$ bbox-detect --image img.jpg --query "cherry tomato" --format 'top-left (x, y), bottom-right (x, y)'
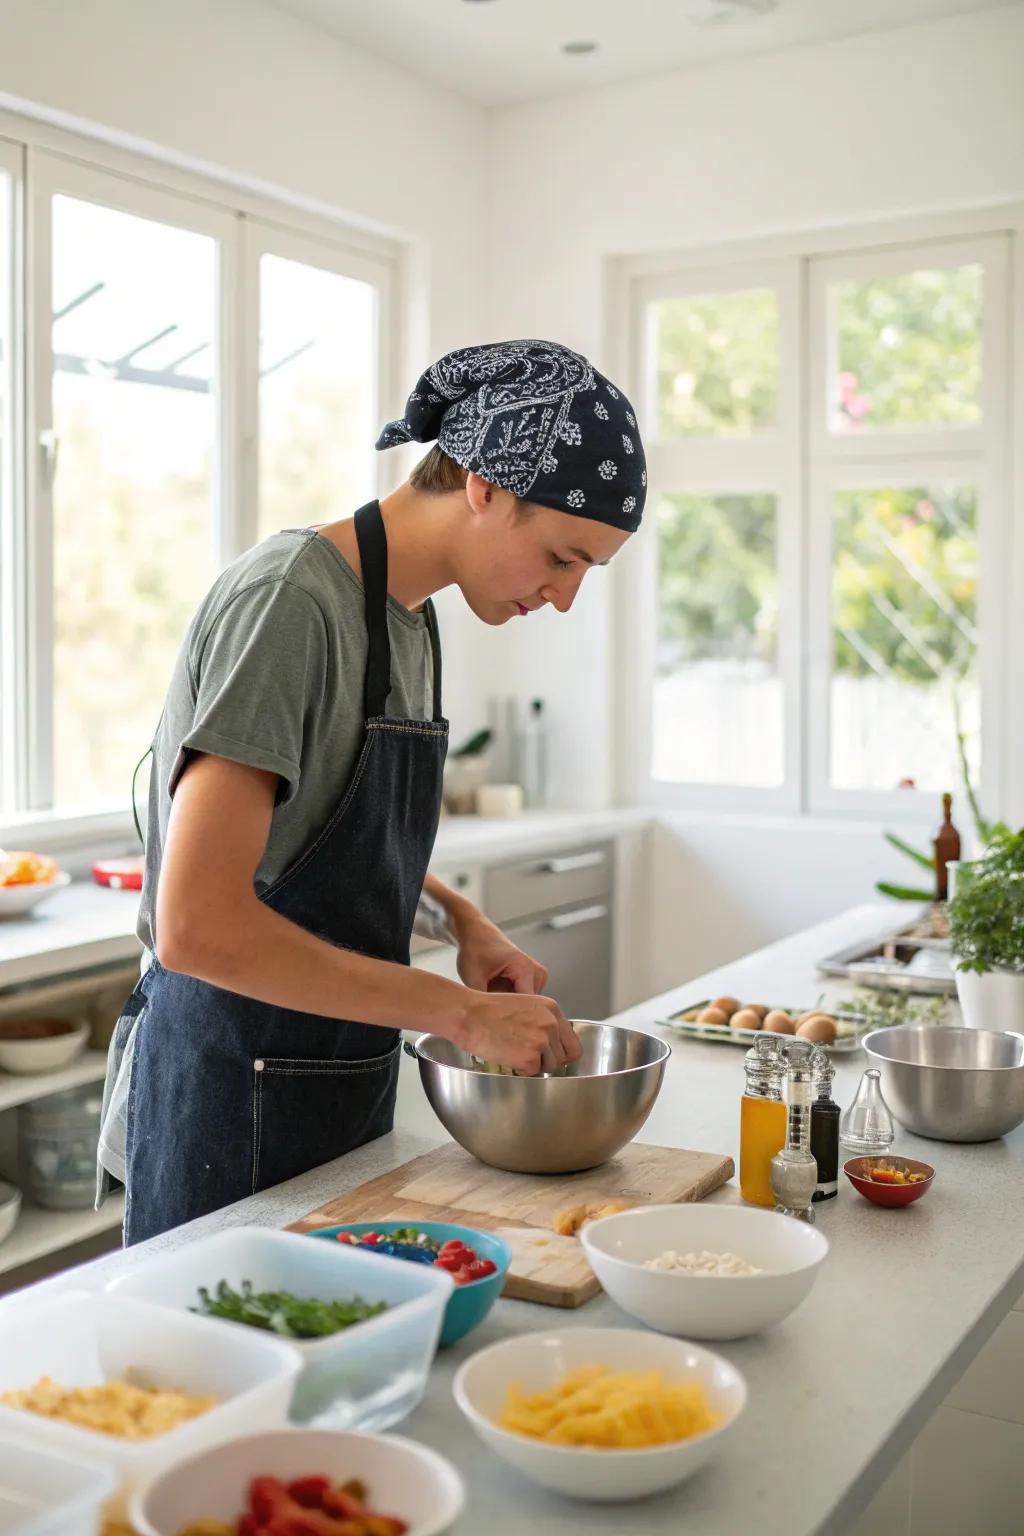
top-left (335, 1231), bottom-right (356, 1244)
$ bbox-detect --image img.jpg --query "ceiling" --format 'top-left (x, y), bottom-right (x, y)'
top-left (265, 0), bottom-right (1017, 106)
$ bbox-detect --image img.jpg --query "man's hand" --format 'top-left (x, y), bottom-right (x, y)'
top-left (454, 910), bottom-right (548, 995)
top-left (460, 989), bottom-right (580, 1075)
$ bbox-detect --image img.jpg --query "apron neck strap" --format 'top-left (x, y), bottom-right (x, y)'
top-left (354, 501), bottom-right (391, 718)
top-left (353, 500), bottom-right (445, 723)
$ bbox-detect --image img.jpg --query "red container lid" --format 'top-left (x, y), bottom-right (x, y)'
top-left (92, 856), bottom-right (144, 891)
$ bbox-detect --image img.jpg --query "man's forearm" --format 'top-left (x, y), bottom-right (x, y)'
top-left (158, 891), bottom-right (472, 1043)
top-left (421, 871), bottom-right (492, 945)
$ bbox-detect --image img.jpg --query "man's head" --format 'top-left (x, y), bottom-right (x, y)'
top-left (408, 448), bottom-right (629, 623)
top-left (377, 340), bottom-right (646, 623)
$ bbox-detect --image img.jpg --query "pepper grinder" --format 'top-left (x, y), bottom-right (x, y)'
top-left (771, 1044), bottom-right (818, 1222)
top-left (810, 1045), bottom-right (841, 1203)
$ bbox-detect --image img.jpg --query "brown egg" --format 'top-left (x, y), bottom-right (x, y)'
top-left (746, 1004), bottom-right (770, 1021)
top-left (711, 996), bottom-right (741, 1016)
top-left (730, 1007), bottom-right (763, 1031)
top-left (697, 1006), bottom-right (730, 1026)
top-left (796, 1013), bottom-right (838, 1043)
top-left (763, 1010), bottom-right (796, 1034)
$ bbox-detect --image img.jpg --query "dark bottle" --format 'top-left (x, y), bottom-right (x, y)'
top-left (933, 791), bottom-right (961, 902)
top-left (810, 1046), bottom-right (840, 1203)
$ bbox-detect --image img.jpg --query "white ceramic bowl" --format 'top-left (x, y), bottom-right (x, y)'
top-left (0, 1290), bottom-right (300, 1499)
top-left (106, 1226), bottom-right (452, 1429)
top-left (0, 871), bottom-right (71, 918)
top-left (453, 1326), bottom-right (746, 1502)
top-left (581, 1204), bottom-right (828, 1340)
top-left (0, 1018), bottom-right (89, 1075)
top-left (132, 1427), bottom-right (465, 1536)
top-left (0, 1435), bottom-right (116, 1536)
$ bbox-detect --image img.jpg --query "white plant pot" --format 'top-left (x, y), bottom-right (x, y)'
top-left (955, 965), bottom-right (1024, 1033)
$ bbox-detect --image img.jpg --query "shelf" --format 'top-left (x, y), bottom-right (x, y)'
top-left (0, 1193), bottom-right (124, 1277)
top-left (0, 1051), bottom-right (109, 1114)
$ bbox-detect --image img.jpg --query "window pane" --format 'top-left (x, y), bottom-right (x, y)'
top-left (830, 485), bottom-right (979, 792)
top-left (651, 289), bottom-right (778, 438)
top-left (654, 493), bottom-right (782, 786)
top-left (51, 195), bottom-right (217, 811)
top-left (831, 265), bottom-right (982, 433)
top-left (258, 254), bottom-right (376, 541)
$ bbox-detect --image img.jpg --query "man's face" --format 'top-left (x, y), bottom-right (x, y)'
top-left (454, 476), bottom-right (631, 626)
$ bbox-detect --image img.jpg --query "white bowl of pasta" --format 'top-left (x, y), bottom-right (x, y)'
top-left (452, 1327), bottom-right (745, 1502)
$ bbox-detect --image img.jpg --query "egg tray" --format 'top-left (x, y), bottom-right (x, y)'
top-left (660, 1001), bottom-right (870, 1054)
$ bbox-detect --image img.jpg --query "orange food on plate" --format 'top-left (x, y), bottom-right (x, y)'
top-left (0, 851), bottom-right (59, 887)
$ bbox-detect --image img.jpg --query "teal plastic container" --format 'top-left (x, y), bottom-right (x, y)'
top-left (307, 1220), bottom-right (511, 1347)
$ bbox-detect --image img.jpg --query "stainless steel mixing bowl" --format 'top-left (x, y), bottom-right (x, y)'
top-left (405, 1021), bottom-right (670, 1173)
top-left (862, 1025), bottom-right (1024, 1142)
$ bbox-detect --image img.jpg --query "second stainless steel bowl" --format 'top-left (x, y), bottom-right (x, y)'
top-left (407, 1021), bottom-right (670, 1173)
top-left (862, 1024), bottom-right (1024, 1142)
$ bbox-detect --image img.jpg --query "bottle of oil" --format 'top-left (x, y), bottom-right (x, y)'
top-left (739, 1035), bottom-right (787, 1207)
top-left (933, 791), bottom-right (961, 902)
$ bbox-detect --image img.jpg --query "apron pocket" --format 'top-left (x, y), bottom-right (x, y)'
top-left (251, 1041), bottom-right (400, 1196)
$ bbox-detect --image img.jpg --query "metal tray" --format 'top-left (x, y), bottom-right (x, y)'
top-left (660, 1000), bottom-right (871, 1054)
top-left (817, 930), bottom-right (956, 996)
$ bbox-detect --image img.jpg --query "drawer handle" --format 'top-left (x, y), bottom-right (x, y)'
top-left (540, 852), bottom-right (606, 875)
top-left (544, 904), bottom-right (608, 931)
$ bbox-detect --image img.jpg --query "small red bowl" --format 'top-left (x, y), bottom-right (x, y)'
top-left (844, 1155), bottom-right (935, 1207)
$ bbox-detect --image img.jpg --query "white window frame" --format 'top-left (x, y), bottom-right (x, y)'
top-left (0, 137), bottom-right (25, 823)
top-left (612, 207), bottom-right (1020, 828)
top-left (0, 109), bottom-right (403, 854)
top-left (617, 258), bottom-right (803, 815)
top-left (239, 215), bottom-right (398, 552)
top-left (806, 234), bottom-right (1010, 820)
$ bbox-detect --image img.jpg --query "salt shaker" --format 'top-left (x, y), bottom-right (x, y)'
top-left (771, 1044), bottom-right (818, 1222)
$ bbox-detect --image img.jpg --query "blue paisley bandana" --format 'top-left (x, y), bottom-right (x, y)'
top-left (376, 339), bottom-right (646, 532)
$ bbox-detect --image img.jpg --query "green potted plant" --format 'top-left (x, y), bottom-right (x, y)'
top-left (948, 828), bottom-right (1024, 1032)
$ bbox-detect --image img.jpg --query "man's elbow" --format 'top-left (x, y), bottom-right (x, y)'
top-left (154, 903), bottom-right (238, 979)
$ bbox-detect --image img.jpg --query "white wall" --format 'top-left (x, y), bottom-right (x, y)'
top-left (0, 0), bottom-right (490, 742)
top-left (476, 4), bottom-right (1024, 966)
top-left (480, 3), bottom-right (1024, 810)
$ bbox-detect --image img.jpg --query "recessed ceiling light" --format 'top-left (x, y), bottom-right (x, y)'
top-left (562, 39), bottom-right (598, 56)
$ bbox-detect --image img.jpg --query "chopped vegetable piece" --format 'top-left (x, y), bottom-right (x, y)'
top-left (192, 1280), bottom-right (386, 1339)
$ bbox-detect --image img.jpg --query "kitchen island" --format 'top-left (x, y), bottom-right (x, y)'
top-left (3, 904), bottom-right (1023, 1536)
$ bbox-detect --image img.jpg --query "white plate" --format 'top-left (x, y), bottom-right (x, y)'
top-left (453, 1326), bottom-right (746, 1502)
top-left (133, 1427), bottom-right (465, 1536)
top-left (581, 1203), bottom-right (828, 1340)
top-left (0, 872), bottom-right (71, 919)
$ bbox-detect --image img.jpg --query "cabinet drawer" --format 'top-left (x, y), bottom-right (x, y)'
top-left (503, 903), bottom-right (612, 1021)
top-left (485, 842), bottom-right (612, 926)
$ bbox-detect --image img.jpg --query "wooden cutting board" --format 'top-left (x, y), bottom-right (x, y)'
top-left (288, 1142), bottom-right (734, 1307)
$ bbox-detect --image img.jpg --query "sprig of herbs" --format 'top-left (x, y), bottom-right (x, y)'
top-left (193, 1280), bottom-right (386, 1339)
top-left (846, 990), bottom-right (954, 1031)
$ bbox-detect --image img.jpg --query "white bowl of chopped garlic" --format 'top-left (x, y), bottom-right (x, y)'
top-left (453, 1326), bottom-right (746, 1501)
top-left (581, 1203), bottom-right (829, 1341)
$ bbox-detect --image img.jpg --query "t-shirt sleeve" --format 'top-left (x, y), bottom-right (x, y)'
top-left (169, 578), bottom-right (329, 805)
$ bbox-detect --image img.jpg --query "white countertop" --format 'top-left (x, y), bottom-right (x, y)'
top-left (0, 808), bottom-right (648, 988)
top-left (4, 903), bottom-right (1022, 1533)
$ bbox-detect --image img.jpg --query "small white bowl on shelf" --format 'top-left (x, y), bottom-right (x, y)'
top-left (0, 871), bottom-right (71, 919)
top-left (0, 1290), bottom-right (300, 1501)
top-left (0, 1434), bottom-right (116, 1536)
top-left (132, 1427), bottom-right (465, 1536)
top-left (105, 1226), bottom-right (452, 1430)
top-left (453, 1326), bottom-right (746, 1503)
top-left (580, 1203), bottom-right (828, 1341)
top-left (0, 1017), bottom-right (89, 1075)
top-left (0, 1179), bottom-right (21, 1245)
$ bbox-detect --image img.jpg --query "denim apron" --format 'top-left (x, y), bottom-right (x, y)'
top-left (109, 502), bottom-right (448, 1246)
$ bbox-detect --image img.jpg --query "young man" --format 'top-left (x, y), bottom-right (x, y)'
top-left (97, 338), bottom-right (647, 1244)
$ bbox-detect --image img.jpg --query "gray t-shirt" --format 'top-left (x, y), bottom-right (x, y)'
top-left (137, 529), bottom-right (436, 955)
